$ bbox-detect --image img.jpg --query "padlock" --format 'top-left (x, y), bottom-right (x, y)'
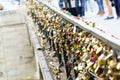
top-left (96, 67), bottom-right (104, 77)
top-left (78, 62), bottom-right (86, 71)
top-left (85, 37), bottom-right (91, 44)
top-left (108, 59), bottom-right (117, 69)
top-left (91, 37), bottom-right (99, 45)
top-left (56, 75), bottom-right (61, 80)
top-left (74, 65), bottom-right (78, 71)
top-left (53, 68), bottom-right (60, 75)
top-left (96, 46), bottom-right (103, 54)
top-left (91, 56), bottom-right (97, 63)
top-left (86, 60), bottom-right (94, 69)
top-left (82, 71), bottom-right (91, 80)
top-left (49, 61), bottom-right (55, 69)
top-left (109, 75), bottom-right (117, 80)
top-left (98, 51), bottom-right (107, 64)
top-left (88, 21), bottom-right (95, 27)
top-left (104, 52), bottom-right (113, 61)
top-left (82, 51), bottom-right (90, 62)
top-left (90, 47), bottom-right (96, 54)
top-left (116, 62), bottom-right (120, 70)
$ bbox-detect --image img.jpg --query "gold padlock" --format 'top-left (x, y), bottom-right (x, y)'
top-left (116, 62), bottom-right (120, 70)
top-left (108, 60), bottom-right (117, 69)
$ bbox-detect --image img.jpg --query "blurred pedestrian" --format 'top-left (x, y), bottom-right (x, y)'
top-left (67, 0), bottom-right (72, 8)
top-left (75, 0), bottom-right (86, 17)
top-left (104, 0), bottom-right (114, 20)
top-left (85, 0), bottom-right (93, 12)
top-left (0, 3), bottom-right (3, 10)
top-left (96, 0), bottom-right (105, 16)
top-left (114, 0), bottom-right (120, 19)
top-left (64, 0), bottom-right (72, 8)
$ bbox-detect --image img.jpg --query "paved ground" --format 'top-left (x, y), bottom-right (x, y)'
top-left (0, 0), bottom-right (19, 10)
top-left (0, 24), bottom-right (38, 80)
top-left (0, 1), bottom-right (39, 80)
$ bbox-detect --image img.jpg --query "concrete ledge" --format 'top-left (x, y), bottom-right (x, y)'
top-left (26, 17), bottom-right (54, 80)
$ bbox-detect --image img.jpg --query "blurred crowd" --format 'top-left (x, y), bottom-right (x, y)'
top-left (58, 0), bottom-right (120, 20)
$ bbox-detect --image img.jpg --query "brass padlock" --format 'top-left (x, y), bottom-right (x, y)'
top-left (116, 62), bottom-right (120, 70)
top-left (86, 60), bottom-right (94, 69)
top-left (108, 60), bottom-right (117, 69)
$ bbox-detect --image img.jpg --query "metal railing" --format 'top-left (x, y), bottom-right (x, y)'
top-left (36, 0), bottom-right (120, 51)
top-left (27, 0), bottom-right (120, 80)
